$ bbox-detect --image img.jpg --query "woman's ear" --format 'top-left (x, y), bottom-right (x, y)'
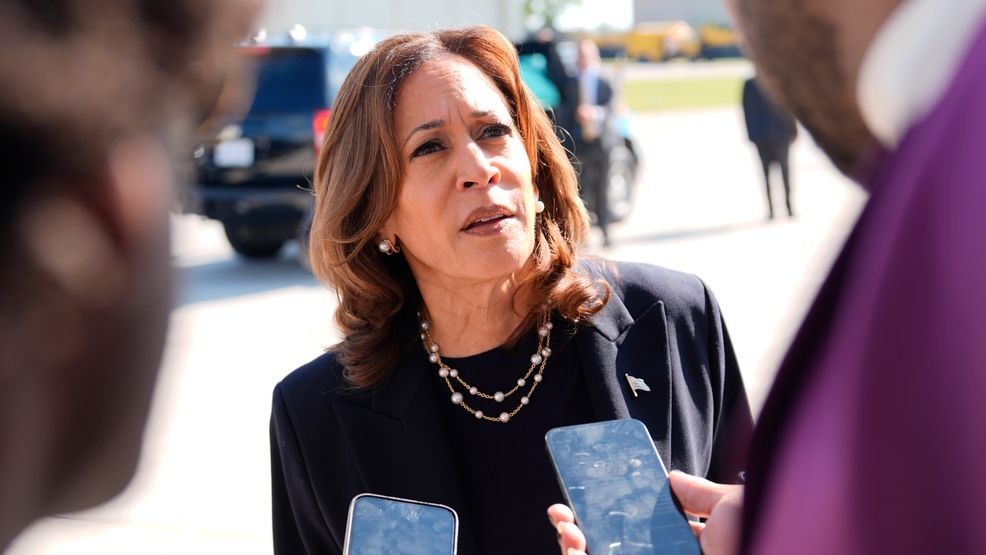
top-left (379, 211), bottom-right (400, 244)
top-left (15, 136), bottom-right (173, 311)
top-left (16, 194), bottom-right (126, 312)
top-left (104, 136), bottom-right (175, 251)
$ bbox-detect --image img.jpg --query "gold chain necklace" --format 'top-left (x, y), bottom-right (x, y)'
top-left (419, 313), bottom-right (553, 423)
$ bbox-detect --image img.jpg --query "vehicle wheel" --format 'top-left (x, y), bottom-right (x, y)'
top-left (296, 220), bottom-right (313, 272)
top-left (223, 223), bottom-right (285, 258)
top-left (607, 143), bottom-right (638, 223)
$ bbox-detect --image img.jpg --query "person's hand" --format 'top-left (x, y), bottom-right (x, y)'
top-left (576, 103), bottom-right (603, 125)
top-left (547, 473), bottom-right (743, 555)
top-left (669, 470), bottom-right (744, 555)
top-left (547, 503), bottom-right (586, 555)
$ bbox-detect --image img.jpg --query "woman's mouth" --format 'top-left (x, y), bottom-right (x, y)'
top-left (464, 214), bottom-right (511, 231)
top-left (460, 205), bottom-right (516, 235)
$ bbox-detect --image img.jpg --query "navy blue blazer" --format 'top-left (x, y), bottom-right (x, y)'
top-left (270, 261), bottom-right (753, 554)
top-left (742, 78), bottom-right (796, 145)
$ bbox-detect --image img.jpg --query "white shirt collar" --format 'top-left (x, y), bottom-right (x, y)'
top-left (857, 0), bottom-right (986, 149)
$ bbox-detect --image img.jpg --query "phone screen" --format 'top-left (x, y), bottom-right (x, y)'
top-left (545, 419), bottom-right (700, 555)
top-left (343, 494), bottom-right (458, 555)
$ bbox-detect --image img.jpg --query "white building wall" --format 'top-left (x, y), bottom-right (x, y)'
top-left (633, 0), bottom-right (731, 25)
top-left (260, 0), bottom-right (527, 41)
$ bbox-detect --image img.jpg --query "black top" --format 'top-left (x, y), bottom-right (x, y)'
top-left (433, 318), bottom-right (594, 554)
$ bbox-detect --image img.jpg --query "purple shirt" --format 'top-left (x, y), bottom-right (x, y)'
top-left (743, 15), bottom-right (986, 555)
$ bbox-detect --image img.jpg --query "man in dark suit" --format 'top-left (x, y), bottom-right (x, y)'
top-left (742, 77), bottom-right (797, 219)
top-left (574, 39), bottom-right (616, 247)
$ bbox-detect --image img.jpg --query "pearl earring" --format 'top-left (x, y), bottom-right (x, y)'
top-left (535, 200), bottom-right (545, 214)
top-left (378, 238), bottom-right (400, 255)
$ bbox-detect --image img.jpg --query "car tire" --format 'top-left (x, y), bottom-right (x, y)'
top-left (223, 222), bottom-right (285, 259)
top-left (296, 220), bottom-right (313, 272)
top-left (607, 141), bottom-right (638, 223)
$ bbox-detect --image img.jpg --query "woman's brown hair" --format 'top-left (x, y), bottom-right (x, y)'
top-left (310, 25), bottom-right (609, 389)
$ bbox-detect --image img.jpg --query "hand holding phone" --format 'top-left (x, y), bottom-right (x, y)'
top-left (546, 419), bottom-right (700, 555)
top-left (343, 493), bottom-right (458, 555)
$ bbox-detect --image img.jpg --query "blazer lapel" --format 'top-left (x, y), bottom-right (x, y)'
top-left (333, 348), bottom-right (482, 555)
top-left (577, 292), bottom-right (634, 420)
top-left (577, 292), bottom-right (675, 466)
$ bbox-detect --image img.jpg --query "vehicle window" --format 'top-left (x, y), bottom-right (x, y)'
top-left (326, 51), bottom-right (359, 103)
top-left (554, 41), bottom-right (579, 75)
top-left (327, 32), bottom-right (380, 104)
top-left (519, 52), bottom-right (562, 109)
top-left (246, 48), bottom-right (327, 113)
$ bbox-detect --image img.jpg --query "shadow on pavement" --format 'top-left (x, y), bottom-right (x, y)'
top-left (174, 254), bottom-right (320, 307)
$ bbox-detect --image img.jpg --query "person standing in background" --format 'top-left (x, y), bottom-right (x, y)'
top-left (574, 39), bottom-right (616, 247)
top-left (742, 77), bottom-right (797, 219)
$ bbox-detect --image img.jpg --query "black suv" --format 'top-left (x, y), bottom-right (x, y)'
top-left (191, 31), bottom-right (381, 258)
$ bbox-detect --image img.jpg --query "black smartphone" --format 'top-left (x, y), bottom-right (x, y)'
top-left (343, 493), bottom-right (458, 555)
top-left (545, 419), bottom-right (700, 555)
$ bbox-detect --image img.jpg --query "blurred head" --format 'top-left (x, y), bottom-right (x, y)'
top-left (577, 40), bottom-right (601, 72)
top-left (0, 0), bottom-right (254, 542)
top-left (534, 27), bottom-right (557, 44)
top-left (310, 26), bottom-right (606, 389)
top-left (725, 0), bottom-right (902, 173)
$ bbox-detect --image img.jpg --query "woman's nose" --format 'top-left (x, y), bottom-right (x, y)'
top-left (456, 143), bottom-right (501, 190)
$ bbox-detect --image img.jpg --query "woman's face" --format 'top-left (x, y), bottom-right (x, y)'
top-left (384, 54), bottom-right (538, 289)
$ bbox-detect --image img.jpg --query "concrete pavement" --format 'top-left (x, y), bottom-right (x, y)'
top-left (7, 106), bottom-right (865, 554)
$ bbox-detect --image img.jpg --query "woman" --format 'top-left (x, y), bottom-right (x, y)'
top-left (270, 26), bottom-right (752, 554)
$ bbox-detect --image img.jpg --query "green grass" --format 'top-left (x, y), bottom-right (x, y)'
top-left (624, 76), bottom-right (744, 112)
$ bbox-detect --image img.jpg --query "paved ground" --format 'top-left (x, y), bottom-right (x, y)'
top-left (7, 106), bottom-right (865, 554)
top-left (619, 58), bottom-right (754, 81)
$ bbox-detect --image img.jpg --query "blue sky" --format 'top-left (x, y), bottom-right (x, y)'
top-left (555, 0), bottom-right (634, 30)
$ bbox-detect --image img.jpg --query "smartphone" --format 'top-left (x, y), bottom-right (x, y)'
top-left (545, 419), bottom-right (700, 555)
top-left (343, 493), bottom-right (458, 555)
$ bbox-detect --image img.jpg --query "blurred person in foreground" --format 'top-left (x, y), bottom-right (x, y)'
top-left (269, 26), bottom-right (753, 555)
top-left (0, 0), bottom-right (252, 549)
top-left (741, 76), bottom-right (797, 220)
top-left (553, 0), bottom-right (986, 553)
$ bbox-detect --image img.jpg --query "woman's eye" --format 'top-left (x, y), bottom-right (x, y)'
top-left (482, 123), bottom-right (511, 138)
top-left (411, 140), bottom-right (443, 158)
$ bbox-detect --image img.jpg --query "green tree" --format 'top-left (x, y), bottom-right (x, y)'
top-left (523, 0), bottom-right (583, 30)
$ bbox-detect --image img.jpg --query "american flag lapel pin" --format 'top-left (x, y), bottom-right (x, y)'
top-left (625, 374), bottom-right (651, 398)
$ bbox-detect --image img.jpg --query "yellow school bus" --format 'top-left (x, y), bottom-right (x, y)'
top-left (697, 24), bottom-right (743, 58)
top-left (626, 21), bottom-right (700, 61)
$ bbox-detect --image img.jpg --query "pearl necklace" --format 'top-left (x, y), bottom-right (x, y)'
top-left (419, 314), bottom-right (553, 423)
